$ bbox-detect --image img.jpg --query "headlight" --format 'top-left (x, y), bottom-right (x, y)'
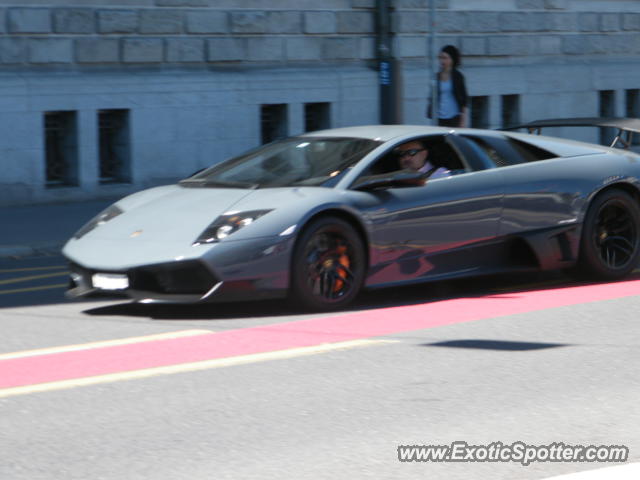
top-left (73, 205), bottom-right (123, 240)
top-left (193, 210), bottom-right (272, 245)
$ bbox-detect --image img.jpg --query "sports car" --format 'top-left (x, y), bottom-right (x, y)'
top-left (63, 123), bottom-right (640, 310)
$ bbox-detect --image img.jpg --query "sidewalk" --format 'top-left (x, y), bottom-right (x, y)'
top-left (0, 200), bottom-right (114, 259)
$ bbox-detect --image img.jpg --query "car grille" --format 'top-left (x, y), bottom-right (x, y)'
top-left (129, 261), bottom-right (218, 295)
top-left (68, 260), bottom-right (218, 296)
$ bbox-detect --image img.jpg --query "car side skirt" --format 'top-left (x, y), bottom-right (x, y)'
top-left (363, 224), bottom-right (582, 290)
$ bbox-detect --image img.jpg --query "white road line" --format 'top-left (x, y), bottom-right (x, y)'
top-left (0, 339), bottom-right (393, 399)
top-left (0, 329), bottom-right (214, 360)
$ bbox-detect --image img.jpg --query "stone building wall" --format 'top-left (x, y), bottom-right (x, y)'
top-left (1, 0), bottom-right (639, 205)
top-left (0, 1), bottom-right (638, 67)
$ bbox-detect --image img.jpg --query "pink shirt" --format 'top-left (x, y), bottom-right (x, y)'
top-left (419, 161), bottom-right (450, 179)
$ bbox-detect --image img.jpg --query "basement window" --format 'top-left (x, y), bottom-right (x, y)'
top-left (261, 104), bottom-right (288, 144)
top-left (99, 109), bottom-right (131, 184)
top-left (599, 90), bottom-right (615, 146)
top-left (304, 102), bottom-right (331, 132)
top-left (45, 111), bottom-right (78, 188)
top-left (470, 96), bottom-right (489, 129)
top-left (501, 94), bottom-right (520, 129)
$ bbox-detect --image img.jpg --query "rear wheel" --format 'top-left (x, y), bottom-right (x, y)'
top-left (577, 189), bottom-right (640, 280)
top-left (289, 216), bottom-right (366, 311)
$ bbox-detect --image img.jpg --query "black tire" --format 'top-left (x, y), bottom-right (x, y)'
top-left (289, 216), bottom-right (366, 311)
top-left (577, 189), bottom-right (640, 280)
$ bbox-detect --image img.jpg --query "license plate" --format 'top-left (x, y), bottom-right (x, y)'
top-left (92, 273), bottom-right (129, 290)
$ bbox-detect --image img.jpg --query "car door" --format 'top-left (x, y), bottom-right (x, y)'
top-left (460, 133), bottom-right (583, 234)
top-left (356, 134), bottom-right (505, 287)
top-left (456, 133), bottom-right (586, 270)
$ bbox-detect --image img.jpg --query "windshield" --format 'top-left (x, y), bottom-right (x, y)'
top-left (181, 137), bottom-right (382, 188)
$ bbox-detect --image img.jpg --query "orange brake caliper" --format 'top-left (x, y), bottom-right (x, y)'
top-left (333, 246), bottom-right (350, 292)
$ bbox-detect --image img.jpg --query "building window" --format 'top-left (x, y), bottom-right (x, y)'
top-left (470, 96), bottom-right (489, 129)
top-left (44, 111), bottom-right (78, 188)
top-left (501, 95), bottom-right (520, 129)
top-left (626, 89), bottom-right (639, 117)
top-left (626, 89), bottom-right (639, 145)
top-left (304, 102), bottom-right (331, 132)
top-left (99, 109), bottom-right (131, 184)
top-left (599, 90), bottom-right (615, 145)
top-left (261, 104), bottom-right (288, 144)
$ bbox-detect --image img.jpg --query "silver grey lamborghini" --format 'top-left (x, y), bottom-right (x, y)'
top-left (63, 122), bottom-right (640, 310)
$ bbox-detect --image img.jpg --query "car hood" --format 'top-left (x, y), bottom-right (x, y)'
top-left (77, 184), bottom-right (256, 243)
top-left (62, 184), bottom-right (345, 270)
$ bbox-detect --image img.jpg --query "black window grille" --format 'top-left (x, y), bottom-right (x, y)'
top-left (99, 109), bottom-right (131, 184)
top-left (501, 94), bottom-right (520, 129)
top-left (45, 111), bottom-right (78, 188)
top-left (304, 102), bottom-right (331, 132)
top-left (599, 90), bottom-right (615, 145)
top-left (470, 96), bottom-right (489, 129)
top-left (261, 104), bottom-right (288, 144)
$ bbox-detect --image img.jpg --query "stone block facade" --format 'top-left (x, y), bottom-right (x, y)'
top-left (0, 1), bottom-right (636, 67)
top-left (0, 0), bottom-right (639, 205)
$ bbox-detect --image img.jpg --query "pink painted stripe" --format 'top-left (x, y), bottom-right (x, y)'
top-left (1, 278), bottom-right (640, 389)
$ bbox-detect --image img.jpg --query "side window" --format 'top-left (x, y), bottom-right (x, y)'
top-left (463, 135), bottom-right (521, 168)
top-left (425, 137), bottom-right (467, 173)
top-left (461, 134), bottom-right (556, 167)
top-left (450, 136), bottom-right (496, 171)
top-left (364, 135), bottom-right (469, 176)
top-left (507, 137), bottom-right (556, 162)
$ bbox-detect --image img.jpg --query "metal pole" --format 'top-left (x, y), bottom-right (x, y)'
top-left (429, 0), bottom-right (438, 125)
top-left (376, 0), bottom-right (400, 124)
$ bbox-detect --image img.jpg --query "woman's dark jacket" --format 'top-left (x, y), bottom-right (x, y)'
top-left (426, 68), bottom-right (468, 118)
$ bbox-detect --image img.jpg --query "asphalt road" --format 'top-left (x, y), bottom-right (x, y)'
top-left (0, 256), bottom-right (70, 308)
top-left (1, 255), bottom-right (639, 480)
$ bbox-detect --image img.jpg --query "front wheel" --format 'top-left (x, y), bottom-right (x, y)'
top-left (289, 216), bottom-right (366, 311)
top-left (577, 189), bottom-right (640, 280)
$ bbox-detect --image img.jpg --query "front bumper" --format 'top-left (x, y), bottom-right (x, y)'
top-left (67, 259), bottom-right (223, 303)
top-left (65, 236), bottom-right (294, 304)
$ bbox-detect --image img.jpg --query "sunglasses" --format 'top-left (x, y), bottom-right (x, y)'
top-left (395, 148), bottom-right (425, 158)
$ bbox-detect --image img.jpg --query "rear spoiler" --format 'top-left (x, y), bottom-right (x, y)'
top-left (504, 117), bottom-right (640, 149)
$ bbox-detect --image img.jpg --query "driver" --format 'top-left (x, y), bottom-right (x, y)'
top-left (394, 140), bottom-right (450, 179)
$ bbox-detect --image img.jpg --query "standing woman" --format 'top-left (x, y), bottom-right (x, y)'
top-left (429, 45), bottom-right (468, 128)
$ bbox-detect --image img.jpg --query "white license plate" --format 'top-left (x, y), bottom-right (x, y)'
top-left (92, 273), bottom-right (129, 290)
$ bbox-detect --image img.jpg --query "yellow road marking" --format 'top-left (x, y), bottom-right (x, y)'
top-left (0, 271), bottom-right (69, 286)
top-left (0, 283), bottom-right (68, 295)
top-left (0, 329), bottom-right (214, 361)
top-left (0, 339), bottom-right (394, 399)
top-left (0, 265), bottom-right (67, 273)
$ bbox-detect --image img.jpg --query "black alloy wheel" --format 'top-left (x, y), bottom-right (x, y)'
top-left (578, 189), bottom-right (640, 280)
top-left (290, 216), bottom-right (366, 311)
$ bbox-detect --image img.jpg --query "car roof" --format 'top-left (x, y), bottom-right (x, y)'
top-left (300, 124), bottom-right (616, 157)
top-left (300, 124), bottom-right (582, 144)
top-left (300, 125), bottom-right (455, 141)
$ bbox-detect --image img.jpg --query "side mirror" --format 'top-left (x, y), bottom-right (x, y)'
top-left (352, 170), bottom-right (427, 191)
